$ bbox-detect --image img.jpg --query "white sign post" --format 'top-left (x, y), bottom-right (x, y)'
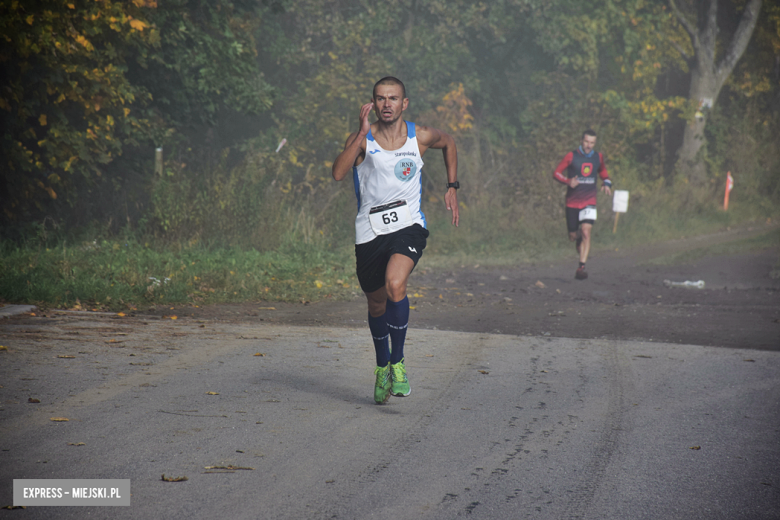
top-left (612, 190), bottom-right (629, 233)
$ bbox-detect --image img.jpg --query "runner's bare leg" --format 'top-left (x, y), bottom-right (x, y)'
top-left (579, 223), bottom-right (592, 264)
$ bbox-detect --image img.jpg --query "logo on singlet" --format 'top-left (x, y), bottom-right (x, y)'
top-left (369, 150), bottom-right (381, 155)
top-left (581, 163), bottom-right (593, 176)
top-left (394, 159), bottom-right (417, 182)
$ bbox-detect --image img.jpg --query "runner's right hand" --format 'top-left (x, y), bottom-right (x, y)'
top-left (359, 102), bottom-right (374, 136)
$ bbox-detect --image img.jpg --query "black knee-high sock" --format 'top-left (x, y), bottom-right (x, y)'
top-left (368, 312), bottom-right (390, 367)
top-left (386, 296), bottom-right (409, 365)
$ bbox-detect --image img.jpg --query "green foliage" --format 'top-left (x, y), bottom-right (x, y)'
top-left (0, 0), bottom-right (156, 219)
top-left (0, 0), bottom-right (274, 225)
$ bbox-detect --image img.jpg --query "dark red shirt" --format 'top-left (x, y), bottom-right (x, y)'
top-left (553, 148), bottom-right (610, 209)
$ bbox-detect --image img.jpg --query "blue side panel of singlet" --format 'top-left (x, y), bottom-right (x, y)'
top-left (353, 166), bottom-right (361, 209)
top-left (406, 122), bottom-right (426, 227)
top-left (418, 171), bottom-right (427, 228)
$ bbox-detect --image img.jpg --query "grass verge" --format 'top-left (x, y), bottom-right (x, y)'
top-left (2, 195), bottom-right (777, 310)
top-left (0, 236), bottom-right (358, 311)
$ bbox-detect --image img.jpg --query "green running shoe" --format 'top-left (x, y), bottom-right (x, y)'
top-left (374, 364), bottom-right (392, 404)
top-left (390, 359), bottom-right (411, 397)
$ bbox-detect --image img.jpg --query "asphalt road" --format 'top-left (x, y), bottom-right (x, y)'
top-left (1, 314), bottom-right (778, 519)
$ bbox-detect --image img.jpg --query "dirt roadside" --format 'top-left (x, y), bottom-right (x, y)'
top-left (104, 223), bottom-right (780, 352)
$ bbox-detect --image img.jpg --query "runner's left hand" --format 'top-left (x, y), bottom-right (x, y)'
top-left (445, 188), bottom-right (459, 227)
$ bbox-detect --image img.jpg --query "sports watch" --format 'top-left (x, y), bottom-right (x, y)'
top-left (446, 181), bottom-right (460, 190)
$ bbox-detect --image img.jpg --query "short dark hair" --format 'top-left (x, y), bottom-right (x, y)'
top-left (373, 76), bottom-right (406, 99)
top-left (582, 129), bottom-right (597, 139)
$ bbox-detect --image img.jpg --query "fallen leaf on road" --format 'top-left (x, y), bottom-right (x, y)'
top-left (68, 442), bottom-right (85, 446)
top-left (0, 346), bottom-right (7, 351)
top-left (325, 479), bottom-right (335, 483)
top-left (535, 281), bottom-right (546, 288)
top-left (690, 446), bottom-right (701, 450)
top-left (50, 417), bottom-right (69, 422)
top-left (206, 391), bottom-right (219, 395)
top-left (117, 312), bottom-right (126, 317)
top-left (161, 474), bottom-right (188, 482)
top-left (57, 355), bottom-right (75, 358)
top-left (170, 315), bottom-right (178, 320)
top-left (478, 370), bottom-right (489, 375)
top-left (253, 353), bottom-right (266, 357)
top-left (258, 307), bottom-right (276, 310)
top-left (744, 359), bottom-right (755, 362)
top-left (28, 398), bottom-right (40, 403)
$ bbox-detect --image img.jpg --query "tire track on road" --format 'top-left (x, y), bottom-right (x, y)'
top-left (561, 340), bottom-right (633, 520)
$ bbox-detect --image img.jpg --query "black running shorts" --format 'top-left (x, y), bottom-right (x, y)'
top-left (566, 207), bottom-right (595, 233)
top-left (355, 224), bottom-right (429, 294)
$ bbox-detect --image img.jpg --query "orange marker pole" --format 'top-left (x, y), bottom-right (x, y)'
top-left (723, 171), bottom-right (734, 210)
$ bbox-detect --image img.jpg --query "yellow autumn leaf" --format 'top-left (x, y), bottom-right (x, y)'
top-left (50, 417), bottom-right (69, 422)
top-left (39, 114), bottom-right (47, 126)
top-left (129, 19), bottom-right (148, 31)
top-left (67, 3), bottom-right (75, 8)
top-left (206, 391), bottom-right (219, 395)
top-left (123, 107), bottom-right (131, 117)
top-left (314, 280), bottom-right (323, 288)
top-left (75, 35), bottom-right (93, 50)
top-left (26, 15), bottom-right (34, 25)
top-left (117, 312), bottom-right (126, 317)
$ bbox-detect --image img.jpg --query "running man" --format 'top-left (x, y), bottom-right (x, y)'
top-left (552, 129), bottom-right (612, 280)
top-left (332, 77), bottom-right (459, 404)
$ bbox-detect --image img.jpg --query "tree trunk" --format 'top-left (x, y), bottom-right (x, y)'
top-left (670, 0), bottom-right (763, 183)
top-left (676, 62), bottom-right (722, 183)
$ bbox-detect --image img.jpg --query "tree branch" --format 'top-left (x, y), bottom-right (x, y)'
top-left (668, 0), bottom-right (699, 52)
top-left (700, 0), bottom-right (719, 65)
top-left (668, 38), bottom-right (692, 64)
top-left (717, 0), bottom-right (763, 83)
